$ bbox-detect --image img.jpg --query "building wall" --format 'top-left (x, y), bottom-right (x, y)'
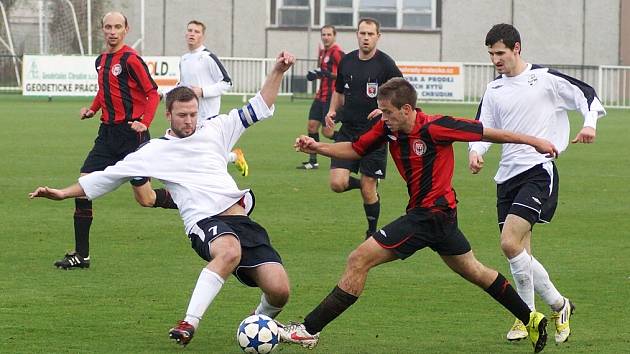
top-left (28, 0), bottom-right (621, 65)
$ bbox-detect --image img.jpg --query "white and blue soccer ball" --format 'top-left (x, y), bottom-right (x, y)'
top-left (236, 314), bottom-right (279, 354)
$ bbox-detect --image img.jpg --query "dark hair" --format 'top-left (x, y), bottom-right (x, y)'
top-left (485, 23), bottom-right (521, 52)
top-left (188, 20), bottom-right (206, 34)
top-left (321, 24), bottom-right (336, 35)
top-left (378, 77), bottom-right (417, 109)
top-left (101, 12), bottom-right (128, 28)
top-left (358, 17), bottom-right (380, 33)
top-left (165, 86), bottom-right (198, 112)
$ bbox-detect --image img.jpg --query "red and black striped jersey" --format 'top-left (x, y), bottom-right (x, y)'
top-left (89, 45), bottom-right (159, 127)
top-left (352, 109), bottom-right (483, 211)
top-left (316, 43), bottom-right (344, 102)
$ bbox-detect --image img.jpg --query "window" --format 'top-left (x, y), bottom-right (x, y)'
top-left (277, 0), bottom-right (311, 26)
top-left (324, 0), bottom-right (353, 27)
top-left (272, 0), bottom-right (439, 30)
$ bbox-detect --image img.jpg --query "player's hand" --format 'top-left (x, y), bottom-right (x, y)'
top-left (190, 86), bottom-right (203, 98)
top-left (294, 135), bottom-right (317, 153)
top-left (128, 121), bottom-right (148, 132)
top-left (275, 51), bottom-right (296, 73)
top-left (468, 151), bottom-right (485, 174)
top-left (29, 186), bottom-right (66, 200)
top-left (571, 126), bottom-right (596, 144)
top-left (80, 107), bottom-right (95, 120)
top-left (533, 138), bottom-right (559, 158)
top-left (325, 111), bottom-right (337, 129)
top-left (367, 109), bottom-right (382, 120)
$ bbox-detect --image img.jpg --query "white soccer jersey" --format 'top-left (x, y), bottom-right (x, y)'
top-left (179, 45), bottom-right (232, 118)
top-left (78, 93), bottom-right (273, 233)
top-left (469, 64), bottom-right (606, 183)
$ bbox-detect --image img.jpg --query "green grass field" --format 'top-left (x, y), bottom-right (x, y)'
top-left (1, 94), bottom-right (628, 353)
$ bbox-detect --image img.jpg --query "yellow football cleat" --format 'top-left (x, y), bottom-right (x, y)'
top-left (507, 318), bottom-right (528, 341)
top-left (551, 298), bottom-right (575, 343)
top-left (233, 148), bottom-right (248, 176)
top-left (526, 311), bottom-right (548, 353)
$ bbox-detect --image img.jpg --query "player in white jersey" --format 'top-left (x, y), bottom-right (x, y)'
top-left (181, 20), bottom-right (248, 176)
top-left (468, 24), bottom-right (606, 344)
top-left (29, 51), bottom-right (297, 347)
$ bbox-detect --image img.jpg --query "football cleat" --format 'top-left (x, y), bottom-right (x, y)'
top-left (526, 311), bottom-right (548, 353)
top-left (54, 252), bottom-right (90, 269)
top-left (278, 322), bottom-right (320, 349)
top-left (169, 320), bottom-right (195, 347)
top-left (507, 318), bottom-right (528, 341)
top-left (296, 162), bottom-right (319, 170)
top-left (551, 298), bottom-right (575, 343)
top-left (233, 148), bottom-right (249, 177)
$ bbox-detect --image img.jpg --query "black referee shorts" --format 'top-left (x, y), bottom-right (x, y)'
top-left (308, 99), bottom-right (331, 124)
top-left (496, 162), bottom-right (559, 230)
top-left (330, 130), bottom-right (387, 179)
top-left (80, 122), bottom-right (150, 173)
top-left (372, 207), bottom-right (472, 259)
top-left (188, 215), bottom-right (283, 287)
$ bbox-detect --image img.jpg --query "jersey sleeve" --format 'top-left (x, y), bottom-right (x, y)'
top-left (215, 93), bottom-right (275, 151)
top-left (127, 55), bottom-right (160, 127)
top-left (351, 120), bottom-right (388, 156)
top-left (78, 147), bottom-right (150, 200)
top-left (89, 55), bottom-right (103, 113)
top-left (548, 69), bottom-right (606, 128)
top-left (335, 56), bottom-right (346, 94)
top-left (469, 91), bottom-right (496, 155)
top-left (429, 116), bottom-right (483, 144)
top-left (202, 53), bottom-right (233, 98)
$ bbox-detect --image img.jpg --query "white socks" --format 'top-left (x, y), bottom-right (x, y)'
top-left (184, 268), bottom-right (225, 328)
top-left (508, 249), bottom-right (535, 311)
top-left (254, 293), bottom-right (283, 319)
top-left (509, 250), bottom-right (565, 312)
top-left (531, 256), bottom-right (564, 310)
top-left (228, 151), bottom-right (237, 163)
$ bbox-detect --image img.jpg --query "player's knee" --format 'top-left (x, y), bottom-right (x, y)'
top-left (215, 240), bottom-right (242, 268)
top-left (266, 284), bottom-right (290, 307)
top-left (330, 180), bottom-right (347, 193)
top-left (346, 248), bottom-right (370, 272)
top-left (500, 236), bottom-right (522, 258)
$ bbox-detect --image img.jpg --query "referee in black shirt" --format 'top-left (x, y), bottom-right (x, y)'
top-left (324, 18), bottom-right (402, 238)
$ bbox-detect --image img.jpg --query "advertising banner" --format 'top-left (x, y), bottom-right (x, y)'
top-left (398, 62), bottom-right (464, 101)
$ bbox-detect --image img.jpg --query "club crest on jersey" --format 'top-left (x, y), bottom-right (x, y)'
top-left (412, 139), bottom-right (427, 156)
top-left (366, 82), bottom-right (378, 98)
top-left (111, 64), bottom-right (122, 76)
top-left (324, 55), bottom-right (330, 63)
top-left (528, 74), bottom-right (538, 86)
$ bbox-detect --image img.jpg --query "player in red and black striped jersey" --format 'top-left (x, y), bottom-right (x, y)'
top-left (285, 78), bottom-right (557, 353)
top-left (53, 11), bottom-right (159, 270)
top-left (298, 25), bottom-right (344, 170)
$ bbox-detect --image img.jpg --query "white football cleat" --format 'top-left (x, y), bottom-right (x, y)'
top-left (278, 322), bottom-right (320, 349)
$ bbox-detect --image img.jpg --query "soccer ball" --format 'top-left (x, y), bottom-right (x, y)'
top-left (236, 314), bottom-right (279, 354)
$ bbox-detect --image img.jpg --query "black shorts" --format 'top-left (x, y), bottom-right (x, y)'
top-left (81, 123), bottom-right (150, 173)
top-left (496, 162), bottom-right (559, 230)
top-left (308, 99), bottom-right (331, 124)
top-left (330, 131), bottom-right (387, 179)
top-left (372, 207), bottom-right (472, 259)
top-left (188, 215), bottom-right (283, 287)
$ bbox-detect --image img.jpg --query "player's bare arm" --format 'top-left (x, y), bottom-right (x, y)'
top-left (295, 135), bottom-right (360, 160)
top-left (29, 183), bottom-right (86, 200)
top-left (571, 126), bottom-right (596, 144)
top-left (482, 127), bottom-right (558, 158)
top-left (259, 51), bottom-right (295, 107)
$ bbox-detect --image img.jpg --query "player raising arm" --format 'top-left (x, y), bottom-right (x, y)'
top-left (283, 77), bottom-right (555, 353)
top-left (30, 51), bottom-right (296, 348)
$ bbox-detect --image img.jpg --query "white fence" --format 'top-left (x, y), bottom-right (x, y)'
top-left (3, 55), bottom-right (630, 108)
